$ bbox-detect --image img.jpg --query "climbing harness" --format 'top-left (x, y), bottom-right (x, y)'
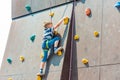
top-left (46, 40), bottom-right (49, 49)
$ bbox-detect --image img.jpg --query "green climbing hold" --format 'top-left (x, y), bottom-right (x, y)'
top-left (25, 4), bottom-right (31, 11)
top-left (30, 34), bottom-right (36, 42)
top-left (7, 58), bottom-right (12, 64)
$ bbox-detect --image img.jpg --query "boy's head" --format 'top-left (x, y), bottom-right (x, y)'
top-left (44, 22), bottom-right (53, 28)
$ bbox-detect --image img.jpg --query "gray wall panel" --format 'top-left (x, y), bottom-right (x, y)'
top-left (12, 0), bottom-right (72, 18)
top-left (12, 0), bottom-right (31, 18)
top-left (101, 0), bottom-right (120, 65)
top-left (75, 0), bottom-right (102, 67)
top-left (72, 67), bottom-right (99, 80)
top-left (101, 65), bottom-right (120, 80)
top-left (0, 4), bottom-right (72, 80)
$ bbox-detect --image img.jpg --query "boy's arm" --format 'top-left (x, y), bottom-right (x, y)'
top-left (54, 18), bottom-right (64, 29)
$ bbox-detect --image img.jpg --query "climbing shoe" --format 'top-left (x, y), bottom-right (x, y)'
top-left (54, 47), bottom-right (63, 54)
top-left (40, 69), bottom-right (43, 74)
top-left (37, 69), bottom-right (44, 76)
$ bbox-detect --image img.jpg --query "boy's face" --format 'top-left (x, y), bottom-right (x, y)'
top-left (47, 23), bottom-right (53, 28)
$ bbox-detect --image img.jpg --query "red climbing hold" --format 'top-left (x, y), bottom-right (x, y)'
top-left (85, 8), bottom-right (91, 16)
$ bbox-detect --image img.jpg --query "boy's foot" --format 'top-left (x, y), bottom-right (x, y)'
top-left (37, 69), bottom-right (44, 76)
top-left (54, 47), bottom-right (63, 54)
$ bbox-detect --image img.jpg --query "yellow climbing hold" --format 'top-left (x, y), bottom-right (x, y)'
top-left (40, 53), bottom-right (44, 59)
top-left (82, 58), bottom-right (88, 64)
top-left (57, 50), bottom-right (62, 56)
top-left (64, 17), bottom-right (69, 25)
top-left (74, 34), bottom-right (79, 40)
top-left (37, 75), bottom-right (42, 80)
top-left (49, 12), bottom-right (54, 17)
top-left (8, 78), bottom-right (12, 80)
top-left (94, 31), bottom-right (99, 37)
top-left (54, 31), bottom-right (58, 35)
top-left (20, 56), bottom-right (25, 62)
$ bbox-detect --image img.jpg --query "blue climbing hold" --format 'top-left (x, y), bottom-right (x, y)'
top-left (114, 2), bottom-right (120, 8)
top-left (30, 34), bottom-right (36, 42)
top-left (25, 4), bottom-right (31, 11)
top-left (7, 58), bottom-right (12, 64)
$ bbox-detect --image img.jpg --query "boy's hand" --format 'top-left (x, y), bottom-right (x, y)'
top-left (54, 17), bottom-right (69, 29)
top-left (63, 17), bottom-right (67, 20)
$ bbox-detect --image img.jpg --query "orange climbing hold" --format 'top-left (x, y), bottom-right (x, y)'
top-left (49, 12), bottom-right (54, 17)
top-left (82, 58), bottom-right (89, 64)
top-left (85, 8), bottom-right (91, 16)
top-left (64, 17), bottom-right (69, 25)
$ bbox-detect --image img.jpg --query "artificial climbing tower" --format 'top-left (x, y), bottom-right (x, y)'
top-left (0, 0), bottom-right (120, 80)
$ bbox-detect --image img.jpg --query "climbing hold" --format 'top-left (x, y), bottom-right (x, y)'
top-left (8, 78), bottom-right (12, 80)
top-left (85, 8), bottom-right (91, 16)
top-left (82, 58), bottom-right (88, 64)
top-left (19, 56), bottom-right (25, 62)
top-left (54, 31), bottom-right (58, 35)
top-left (64, 17), bottom-right (69, 25)
top-left (114, 2), bottom-right (120, 8)
top-left (74, 34), bottom-right (79, 40)
top-left (49, 12), bottom-right (54, 17)
top-left (37, 75), bottom-right (42, 80)
top-left (57, 51), bottom-right (62, 56)
top-left (94, 31), bottom-right (99, 37)
top-left (7, 58), bottom-right (12, 64)
top-left (40, 53), bottom-right (44, 59)
top-left (25, 4), bottom-right (31, 11)
top-left (30, 34), bottom-right (36, 42)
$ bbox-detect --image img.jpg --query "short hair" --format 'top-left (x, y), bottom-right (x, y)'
top-left (43, 22), bottom-right (52, 28)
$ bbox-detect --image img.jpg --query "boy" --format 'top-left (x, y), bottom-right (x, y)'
top-left (39, 17), bottom-right (65, 75)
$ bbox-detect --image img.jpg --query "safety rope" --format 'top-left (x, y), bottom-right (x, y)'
top-left (49, 0), bottom-right (69, 32)
top-left (56, 4), bottom-right (69, 32)
top-left (49, 0), bottom-right (53, 22)
top-left (48, 0), bottom-right (69, 47)
top-left (56, 4), bottom-right (70, 48)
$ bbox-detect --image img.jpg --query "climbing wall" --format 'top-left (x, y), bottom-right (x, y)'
top-left (0, 3), bottom-right (72, 80)
top-left (12, 0), bottom-right (72, 18)
top-left (71, 0), bottom-right (120, 80)
top-left (1, 0), bottom-right (120, 80)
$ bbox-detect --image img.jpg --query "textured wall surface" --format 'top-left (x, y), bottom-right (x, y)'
top-left (0, 3), bottom-right (72, 80)
top-left (12, 0), bottom-right (72, 18)
top-left (71, 0), bottom-right (120, 80)
top-left (1, 0), bottom-right (120, 80)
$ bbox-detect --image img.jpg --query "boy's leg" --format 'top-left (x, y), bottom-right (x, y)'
top-left (39, 62), bottom-right (45, 75)
top-left (48, 36), bottom-right (63, 54)
top-left (48, 36), bottom-right (60, 48)
top-left (54, 40), bottom-right (59, 48)
top-left (39, 50), bottom-right (48, 75)
top-left (54, 40), bottom-right (63, 54)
